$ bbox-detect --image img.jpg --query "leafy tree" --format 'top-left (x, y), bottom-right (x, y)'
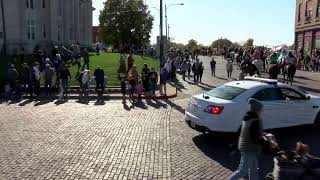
top-left (211, 38), bottom-right (232, 48)
top-left (232, 42), bottom-right (242, 48)
top-left (244, 38), bottom-right (254, 47)
top-left (99, 0), bottom-right (154, 47)
top-left (186, 39), bottom-right (198, 51)
top-left (171, 42), bottom-right (186, 50)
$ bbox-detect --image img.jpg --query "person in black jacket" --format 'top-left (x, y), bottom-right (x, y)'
top-left (94, 66), bottom-right (105, 91)
top-left (229, 98), bottom-right (278, 180)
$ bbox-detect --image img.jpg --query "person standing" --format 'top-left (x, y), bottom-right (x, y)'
top-left (141, 64), bottom-right (150, 92)
top-left (58, 65), bottom-right (71, 101)
top-left (94, 66), bottom-right (105, 92)
top-left (78, 69), bottom-right (90, 100)
top-left (192, 59), bottom-right (200, 82)
top-left (149, 68), bottom-right (158, 95)
top-left (7, 64), bottom-right (19, 95)
top-left (210, 57), bottom-right (216, 77)
top-left (187, 60), bottom-right (192, 80)
top-left (198, 62), bottom-right (204, 83)
top-left (96, 43), bottom-right (100, 55)
top-left (160, 67), bottom-right (169, 96)
top-left (180, 61), bottom-right (188, 81)
top-left (229, 99), bottom-right (278, 180)
top-left (127, 53), bottom-right (134, 73)
top-left (43, 64), bottom-right (54, 98)
top-left (20, 63), bottom-right (30, 93)
top-left (81, 48), bottom-right (90, 70)
top-left (30, 62), bottom-right (41, 99)
top-left (226, 59), bottom-right (233, 80)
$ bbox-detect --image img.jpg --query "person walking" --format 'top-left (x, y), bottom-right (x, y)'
top-left (192, 59), bottom-right (200, 82)
top-left (187, 60), bottom-right (192, 80)
top-left (94, 66), bottom-right (105, 92)
top-left (81, 48), bottom-right (90, 71)
top-left (121, 78), bottom-right (127, 104)
top-left (43, 64), bottom-right (54, 98)
top-left (229, 99), bottom-right (278, 180)
top-left (226, 59), bottom-right (233, 80)
top-left (210, 57), bottom-right (216, 77)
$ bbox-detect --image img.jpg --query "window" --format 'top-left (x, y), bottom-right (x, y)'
top-left (57, 24), bottom-right (62, 41)
top-left (58, 0), bottom-right (63, 16)
top-left (280, 88), bottom-right (306, 101)
top-left (306, 0), bottom-right (312, 21)
top-left (26, 0), bottom-right (34, 9)
top-left (27, 19), bottom-right (36, 40)
top-left (252, 88), bottom-right (284, 101)
top-left (42, 24), bottom-right (47, 38)
top-left (42, 0), bottom-right (46, 8)
top-left (0, 32), bottom-right (3, 39)
top-left (206, 85), bottom-right (247, 100)
top-left (298, 3), bottom-right (302, 22)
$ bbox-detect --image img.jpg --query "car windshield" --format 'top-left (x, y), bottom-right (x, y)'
top-left (206, 85), bottom-right (247, 100)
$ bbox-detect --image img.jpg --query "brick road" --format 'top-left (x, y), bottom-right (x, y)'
top-left (0, 56), bottom-right (320, 180)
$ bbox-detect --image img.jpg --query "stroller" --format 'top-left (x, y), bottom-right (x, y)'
top-left (265, 143), bottom-right (320, 180)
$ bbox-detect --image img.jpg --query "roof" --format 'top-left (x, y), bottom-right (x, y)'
top-left (225, 80), bottom-right (280, 90)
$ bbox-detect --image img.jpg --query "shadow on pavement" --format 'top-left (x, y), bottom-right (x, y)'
top-left (163, 99), bottom-right (185, 114)
top-left (299, 86), bottom-right (320, 94)
top-left (34, 99), bottom-right (54, 106)
top-left (295, 75), bottom-right (317, 81)
top-left (193, 125), bottom-right (320, 179)
top-left (146, 99), bottom-right (167, 109)
top-left (19, 99), bottom-right (34, 106)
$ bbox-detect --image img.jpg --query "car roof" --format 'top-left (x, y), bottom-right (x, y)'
top-left (225, 80), bottom-right (287, 90)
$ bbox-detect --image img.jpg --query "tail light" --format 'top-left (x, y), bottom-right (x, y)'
top-left (204, 105), bottom-right (224, 115)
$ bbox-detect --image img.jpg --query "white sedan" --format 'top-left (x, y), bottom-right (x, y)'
top-left (185, 77), bottom-right (320, 133)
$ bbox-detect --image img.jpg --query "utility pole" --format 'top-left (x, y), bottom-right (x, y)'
top-left (0, 0), bottom-right (6, 55)
top-left (159, 0), bottom-right (164, 67)
top-left (165, 5), bottom-right (167, 40)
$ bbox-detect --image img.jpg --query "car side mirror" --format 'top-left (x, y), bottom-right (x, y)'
top-left (306, 96), bottom-right (311, 100)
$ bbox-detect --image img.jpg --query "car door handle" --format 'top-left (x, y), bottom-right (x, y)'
top-left (313, 106), bottom-right (319, 108)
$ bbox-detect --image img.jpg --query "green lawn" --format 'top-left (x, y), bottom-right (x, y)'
top-left (0, 53), bottom-right (159, 87)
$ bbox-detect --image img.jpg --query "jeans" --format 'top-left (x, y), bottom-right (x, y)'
top-left (211, 68), bottom-right (216, 76)
top-left (228, 152), bottom-right (259, 180)
top-left (149, 81), bottom-right (157, 94)
top-left (96, 80), bottom-right (104, 91)
top-left (227, 70), bottom-right (232, 79)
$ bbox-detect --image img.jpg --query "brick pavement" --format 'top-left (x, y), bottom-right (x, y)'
top-left (1, 55), bottom-right (320, 180)
top-left (0, 102), bottom-right (171, 180)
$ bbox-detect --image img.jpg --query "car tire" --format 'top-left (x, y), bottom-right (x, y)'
top-left (314, 112), bottom-right (320, 128)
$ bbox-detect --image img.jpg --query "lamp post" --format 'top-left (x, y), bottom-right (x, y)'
top-left (160, 0), bottom-right (164, 67)
top-left (165, 3), bottom-right (184, 41)
top-left (0, 0), bottom-right (6, 55)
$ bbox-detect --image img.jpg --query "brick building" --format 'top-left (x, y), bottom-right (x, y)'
top-left (295, 0), bottom-right (320, 51)
top-left (92, 26), bottom-right (99, 44)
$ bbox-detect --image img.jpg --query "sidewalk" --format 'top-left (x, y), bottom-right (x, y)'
top-left (18, 83), bottom-right (177, 100)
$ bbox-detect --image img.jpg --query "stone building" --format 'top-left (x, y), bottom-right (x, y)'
top-left (0, 0), bottom-right (93, 54)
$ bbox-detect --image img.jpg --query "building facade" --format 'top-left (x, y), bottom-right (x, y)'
top-left (0, 0), bottom-right (93, 54)
top-left (295, 0), bottom-right (320, 51)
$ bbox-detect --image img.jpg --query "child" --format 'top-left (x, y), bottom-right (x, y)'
top-left (135, 80), bottom-right (144, 101)
top-left (121, 78), bottom-right (127, 104)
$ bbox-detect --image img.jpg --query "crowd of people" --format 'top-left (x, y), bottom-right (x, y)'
top-left (2, 44), bottom-right (103, 102)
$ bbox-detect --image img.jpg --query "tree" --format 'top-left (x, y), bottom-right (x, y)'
top-left (186, 39), bottom-right (198, 51)
top-left (232, 42), bottom-right (241, 48)
top-left (244, 38), bottom-right (254, 48)
top-left (170, 42), bottom-right (185, 50)
top-left (99, 0), bottom-right (154, 47)
top-left (211, 38), bottom-right (232, 48)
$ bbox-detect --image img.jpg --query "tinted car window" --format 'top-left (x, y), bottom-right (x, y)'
top-left (252, 88), bottom-right (284, 101)
top-left (206, 85), bottom-right (247, 100)
top-left (280, 88), bottom-right (306, 101)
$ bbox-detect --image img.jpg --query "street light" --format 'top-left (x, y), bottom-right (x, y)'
top-left (165, 3), bottom-right (184, 41)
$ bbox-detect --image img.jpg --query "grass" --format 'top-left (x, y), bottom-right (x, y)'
top-left (0, 53), bottom-right (160, 87)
